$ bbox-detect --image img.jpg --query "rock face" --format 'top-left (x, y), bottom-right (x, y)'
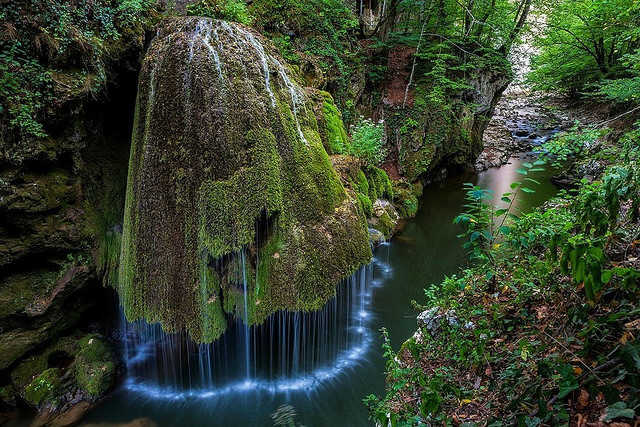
top-left (381, 51), bottom-right (511, 182)
top-left (118, 17), bottom-right (371, 343)
top-left (0, 66), bottom-right (137, 375)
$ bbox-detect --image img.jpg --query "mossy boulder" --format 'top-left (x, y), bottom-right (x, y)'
top-left (74, 335), bottom-right (116, 398)
top-left (10, 333), bottom-right (116, 412)
top-left (369, 200), bottom-right (400, 238)
top-left (392, 179), bottom-right (423, 219)
top-left (118, 17), bottom-right (371, 343)
top-left (24, 368), bottom-right (62, 407)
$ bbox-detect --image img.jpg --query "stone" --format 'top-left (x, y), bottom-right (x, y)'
top-left (117, 17), bottom-right (371, 343)
top-left (417, 308), bottom-right (474, 337)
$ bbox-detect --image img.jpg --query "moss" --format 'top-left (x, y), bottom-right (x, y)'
top-left (355, 169), bottom-right (369, 194)
top-left (24, 368), bottom-right (62, 407)
top-left (0, 270), bottom-right (58, 319)
top-left (118, 18), bottom-right (371, 342)
top-left (317, 91), bottom-right (350, 154)
top-left (393, 186), bottom-right (419, 218)
top-left (357, 192), bottom-right (373, 216)
top-left (377, 211), bottom-right (396, 237)
top-left (74, 334), bottom-right (116, 398)
top-left (366, 166), bottom-right (393, 201)
top-left (391, 179), bottom-right (422, 219)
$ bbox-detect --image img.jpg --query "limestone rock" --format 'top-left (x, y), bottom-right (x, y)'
top-left (118, 17), bottom-right (371, 342)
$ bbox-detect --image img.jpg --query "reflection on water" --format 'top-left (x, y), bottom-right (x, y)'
top-left (477, 153), bottom-right (558, 214)
top-left (82, 156), bottom-right (557, 427)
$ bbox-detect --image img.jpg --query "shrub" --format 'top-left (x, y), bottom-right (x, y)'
top-left (348, 118), bottom-right (386, 167)
top-left (186, 0), bottom-right (252, 25)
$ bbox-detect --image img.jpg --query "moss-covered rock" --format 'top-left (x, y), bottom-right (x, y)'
top-left (118, 17), bottom-right (371, 343)
top-left (369, 200), bottom-right (400, 238)
top-left (10, 333), bottom-right (116, 411)
top-left (74, 335), bottom-right (116, 398)
top-left (24, 368), bottom-right (62, 407)
top-left (382, 69), bottom-right (510, 182)
top-left (311, 90), bottom-right (350, 154)
top-left (392, 179), bottom-right (422, 219)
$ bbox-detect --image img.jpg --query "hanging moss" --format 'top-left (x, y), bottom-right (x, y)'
top-left (311, 90), bottom-right (350, 154)
top-left (366, 166), bottom-right (393, 201)
top-left (118, 17), bottom-right (371, 343)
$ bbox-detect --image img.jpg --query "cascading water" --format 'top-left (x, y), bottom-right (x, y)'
top-left (120, 264), bottom-right (375, 398)
top-left (116, 15), bottom-right (373, 405)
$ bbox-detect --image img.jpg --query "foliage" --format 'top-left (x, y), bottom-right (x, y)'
top-left (186, 0), bottom-right (251, 25)
top-left (537, 126), bottom-right (606, 165)
top-left (454, 160), bottom-right (546, 274)
top-left (529, 0), bottom-right (640, 95)
top-left (249, 0), bottom-right (360, 109)
top-left (596, 50), bottom-right (640, 103)
top-left (0, 0), bottom-right (156, 145)
top-left (348, 117), bottom-right (387, 167)
top-left (369, 122), bottom-right (640, 423)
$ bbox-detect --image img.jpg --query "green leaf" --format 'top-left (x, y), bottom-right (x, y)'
top-left (499, 225), bottom-right (511, 235)
top-left (525, 417), bottom-right (541, 427)
top-left (602, 402), bottom-right (635, 422)
top-left (510, 182), bottom-right (521, 189)
top-left (524, 177), bottom-right (541, 185)
top-left (523, 162), bottom-right (533, 168)
top-left (501, 196), bottom-right (512, 203)
top-left (516, 168), bottom-right (529, 175)
top-left (521, 187), bottom-right (536, 193)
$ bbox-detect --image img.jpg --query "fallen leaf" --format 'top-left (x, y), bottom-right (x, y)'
top-left (620, 332), bottom-right (632, 345)
top-left (624, 319), bottom-right (640, 331)
top-left (577, 389), bottom-right (589, 410)
top-left (574, 366), bottom-right (583, 375)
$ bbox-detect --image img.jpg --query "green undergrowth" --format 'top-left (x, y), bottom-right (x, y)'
top-left (0, 0), bottom-right (156, 156)
top-left (367, 123), bottom-right (640, 425)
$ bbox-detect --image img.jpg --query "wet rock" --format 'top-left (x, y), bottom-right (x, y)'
top-left (368, 200), bottom-right (400, 238)
top-left (368, 228), bottom-right (386, 246)
top-left (417, 308), bottom-right (475, 336)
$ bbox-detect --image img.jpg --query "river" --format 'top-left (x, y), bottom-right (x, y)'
top-left (81, 154), bottom-right (558, 427)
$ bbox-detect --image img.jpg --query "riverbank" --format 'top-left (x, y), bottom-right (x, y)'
top-left (366, 109), bottom-right (640, 424)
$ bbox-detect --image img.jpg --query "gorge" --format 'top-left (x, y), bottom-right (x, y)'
top-left (2, 0), bottom-right (638, 425)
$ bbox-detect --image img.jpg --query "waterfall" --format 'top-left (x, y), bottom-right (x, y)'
top-left (241, 250), bottom-right (250, 379)
top-left (213, 20), bottom-right (308, 144)
top-left (120, 265), bottom-right (375, 399)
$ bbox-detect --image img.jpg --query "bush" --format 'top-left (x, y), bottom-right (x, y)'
top-left (348, 118), bottom-right (386, 167)
top-left (186, 0), bottom-right (252, 25)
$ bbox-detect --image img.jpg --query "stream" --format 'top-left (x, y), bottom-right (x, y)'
top-left (82, 155), bottom-right (558, 427)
